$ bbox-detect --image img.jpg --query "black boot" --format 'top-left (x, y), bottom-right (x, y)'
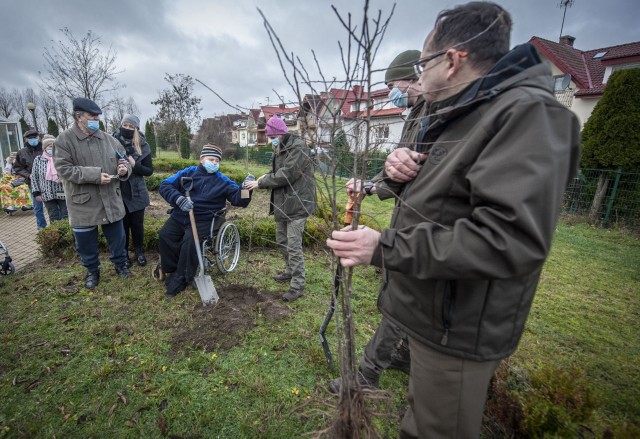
top-left (115, 264), bottom-right (131, 278)
top-left (135, 248), bottom-right (147, 266)
top-left (85, 269), bottom-right (100, 289)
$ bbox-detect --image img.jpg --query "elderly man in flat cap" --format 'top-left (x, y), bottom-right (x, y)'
top-left (158, 144), bottom-right (253, 298)
top-left (54, 97), bottom-right (132, 290)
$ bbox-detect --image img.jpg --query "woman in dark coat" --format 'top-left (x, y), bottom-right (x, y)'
top-left (113, 114), bottom-right (153, 266)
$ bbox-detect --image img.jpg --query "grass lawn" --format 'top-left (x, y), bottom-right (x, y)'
top-left (0, 179), bottom-right (638, 437)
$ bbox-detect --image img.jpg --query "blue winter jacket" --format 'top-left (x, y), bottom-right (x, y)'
top-left (159, 165), bottom-right (251, 226)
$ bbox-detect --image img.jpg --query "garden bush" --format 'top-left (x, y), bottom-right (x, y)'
top-left (486, 361), bottom-right (599, 438)
top-left (36, 217), bottom-right (166, 257)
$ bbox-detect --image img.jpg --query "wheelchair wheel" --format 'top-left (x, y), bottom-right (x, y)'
top-left (214, 222), bottom-right (240, 273)
top-left (0, 261), bottom-right (15, 276)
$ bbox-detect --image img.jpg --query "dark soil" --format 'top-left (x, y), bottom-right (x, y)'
top-left (170, 284), bottom-right (292, 354)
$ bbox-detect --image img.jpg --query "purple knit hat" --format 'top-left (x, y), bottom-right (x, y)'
top-left (265, 117), bottom-right (288, 136)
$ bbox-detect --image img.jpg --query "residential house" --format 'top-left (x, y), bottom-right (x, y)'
top-left (315, 86), bottom-right (404, 152)
top-left (246, 109), bottom-right (261, 146)
top-left (298, 94), bottom-right (323, 146)
top-left (232, 118), bottom-right (248, 147)
top-left (530, 35), bottom-right (640, 127)
top-left (342, 86), bottom-right (405, 153)
top-left (199, 113), bottom-right (246, 146)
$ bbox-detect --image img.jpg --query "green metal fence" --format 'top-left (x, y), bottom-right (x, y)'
top-left (563, 168), bottom-right (640, 229)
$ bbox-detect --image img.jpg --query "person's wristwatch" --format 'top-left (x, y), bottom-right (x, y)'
top-left (363, 180), bottom-right (374, 196)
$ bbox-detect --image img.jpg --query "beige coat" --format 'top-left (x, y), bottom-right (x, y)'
top-left (54, 125), bottom-right (132, 227)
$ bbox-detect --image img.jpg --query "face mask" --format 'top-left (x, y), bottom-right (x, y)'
top-left (270, 138), bottom-right (280, 148)
top-left (46, 149), bottom-right (53, 155)
top-left (389, 87), bottom-right (408, 108)
top-left (86, 120), bottom-right (100, 132)
top-left (203, 161), bottom-right (219, 173)
top-left (27, 138), bottom-right (39, 147)
top-left (121, 127), bottom-right (134, 140)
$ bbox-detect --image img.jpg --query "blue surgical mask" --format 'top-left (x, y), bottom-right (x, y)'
top-left (86, 120), bottom-right (100, 132)
top-left (389, 87), bottom-right (408, 108)
top-left (27, 138), bottom-right (39, 147)
top-left (270, 138), bottom-right (280, 148)
top-left (46, 149), bottom-right (53, 155)
top-left (203, 161), bottom-right (219, 173)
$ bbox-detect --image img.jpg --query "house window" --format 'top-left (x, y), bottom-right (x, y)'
top-left (553, 75), bottom-right (570, 91)
top-left (374, 125), bottom-right (389, 139)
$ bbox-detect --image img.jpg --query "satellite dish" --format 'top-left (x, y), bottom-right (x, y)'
top-left (560, 73), bottom-right (571, 90)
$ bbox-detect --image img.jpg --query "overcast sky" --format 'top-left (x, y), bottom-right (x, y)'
top-left (2, 0), bottom-right (638, 127)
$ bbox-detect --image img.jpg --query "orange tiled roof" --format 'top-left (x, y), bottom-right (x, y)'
top-left (529, 36), bottom-right (640, 98)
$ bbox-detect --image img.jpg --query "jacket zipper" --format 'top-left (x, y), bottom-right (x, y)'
top-left (441, 282), bottom-right (452, 346)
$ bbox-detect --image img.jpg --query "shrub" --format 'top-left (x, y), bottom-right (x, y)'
top-left (37, 217), bottom-right (166, 257)
top-left (153, 158), bottom-right (198, 173)
top-left (486, 361), bottom-right (597, 438)
top-left (581, 68), bottom-right (640, 171)
top-left (145, 173), bottom-right (172, 191)
top-left (520, 365), bottom-right (597, 437)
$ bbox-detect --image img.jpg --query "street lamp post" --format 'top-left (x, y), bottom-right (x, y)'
top-left (26, 102), bottom-right (38, 133)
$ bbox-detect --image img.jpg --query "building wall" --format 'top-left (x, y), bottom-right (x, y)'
top-left (342, 115), bottom-right (405, 153)
top-left (572, 97), bottom-right (598, 128)
top-left (540, 57), bottom-right (599, 128)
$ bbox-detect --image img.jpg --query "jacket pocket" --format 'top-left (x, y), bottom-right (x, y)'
top-left (71, 192), bottom-right (90, 204)
top-left (282, 193), bottom-right (301, 215)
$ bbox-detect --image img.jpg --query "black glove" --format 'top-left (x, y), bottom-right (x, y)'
top-left (176, 196), bottom-right (193, 212)
top-left (124, 144), bottom-right (135, 156)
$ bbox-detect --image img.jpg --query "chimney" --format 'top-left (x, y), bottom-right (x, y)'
top-left (352, 85), bottom-right (363, 98)
top-left (559, 35), bottom-right (575, 47)
top-left (279, 104), bottom-right (285, 109)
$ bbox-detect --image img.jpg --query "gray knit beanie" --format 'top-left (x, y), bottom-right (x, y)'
top-left (121, 114), bottom-right (140, 129)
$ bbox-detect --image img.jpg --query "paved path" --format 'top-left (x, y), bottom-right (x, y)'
top-left (0, 208), bottom-right (40, 272)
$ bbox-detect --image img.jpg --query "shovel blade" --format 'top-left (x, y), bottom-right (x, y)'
top-left (194, 274), bottom-right (219, 305)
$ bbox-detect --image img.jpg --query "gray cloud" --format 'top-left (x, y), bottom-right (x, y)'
top-left (1, 0), bottom-right (638, 125)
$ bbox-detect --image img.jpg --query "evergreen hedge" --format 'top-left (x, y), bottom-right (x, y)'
top-left (581, 68), bottom-right (640, 172)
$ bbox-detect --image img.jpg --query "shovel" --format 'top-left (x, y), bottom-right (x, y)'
top-left (181, 177), bottom-right (219, 306)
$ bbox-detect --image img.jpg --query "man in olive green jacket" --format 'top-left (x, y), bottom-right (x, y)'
top-left (54, 98), bottom-right (132, 290)
top-left (245, 116), bottom-right (317, 302)
top-left (327, 3), bottom-right (580, 437)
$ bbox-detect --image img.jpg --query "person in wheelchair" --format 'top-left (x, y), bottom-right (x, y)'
top-left (158, 144), bottom-right (253, 297)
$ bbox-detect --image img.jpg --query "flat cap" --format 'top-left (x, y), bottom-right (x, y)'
top-left (23, 129), bottom-right (39, 138)
top-left (385, 50), bottom-right (421, 83)
top-left (72, 97), bottom-right (102, 115)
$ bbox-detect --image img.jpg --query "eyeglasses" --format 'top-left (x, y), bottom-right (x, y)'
top-left (413, 50), bottom-right (446, 76)
top-left (413, 49), bottom-right (468, 76)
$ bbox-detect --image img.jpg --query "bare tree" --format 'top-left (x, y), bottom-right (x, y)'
top-left (10, 88), bottom-right (28, 120)
top-left (40, 27), bottom-right (123, 104)
top-left (152, 73), bottom-right (202, 152)
top-left (105, 95), bottom-right (140, 132)
top-left (0, 88), bottom-right (13, 119)
top-left (54, 95), bottom-right (73, 130)
top-left (39, 91), bottom-right (57, 125)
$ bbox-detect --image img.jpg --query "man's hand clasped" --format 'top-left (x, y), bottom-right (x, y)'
top-left (385, 147), bottom-right (428, 182)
